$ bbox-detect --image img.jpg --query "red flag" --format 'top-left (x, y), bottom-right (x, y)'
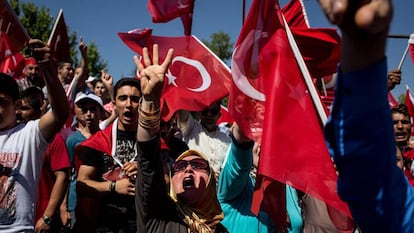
top-left (0, 33), bottom-right (24, 79)
top-left (405, 86), bottom-right (414, 119)
top-left (48, 9), bottom-right (71, 63)
top-left (118, 29), bottom-right (231, 121)
top-left (147, 0), bottom-right (194, 35)
top-left (248, 0), bottom-right (351, 226)
top-left (229, 0), bottom-right (281, 142)
top-left (216, 105), bottom-right (234, 126)
top-left (281, 0), bottom-right (309, 28)
top-left (0, 0), bottom-right (30, 53)
top-left (409, 33), bottom-right (414, 65)
top-left (388, 92), bottom-right (398, 108)
top-left (290, 28), bottom-right (340, 78)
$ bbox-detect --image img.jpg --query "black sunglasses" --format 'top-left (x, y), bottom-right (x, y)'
top-left (172, 158), bottom-right (209, 174)
top-left (201, 107), bottom-right (220, 116)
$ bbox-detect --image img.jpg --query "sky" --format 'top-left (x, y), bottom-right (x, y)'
top-left (21, 0), bottom-right (414, 98)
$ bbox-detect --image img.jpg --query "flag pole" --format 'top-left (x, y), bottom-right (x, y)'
top-left (397, 43), bottom-right (409, 70)
top-left (282, 15), bottom-right (327, 124)
top-left (242, 0), bottom-right (246, 25)
top-left (388, 34), bottom-right (410, 39)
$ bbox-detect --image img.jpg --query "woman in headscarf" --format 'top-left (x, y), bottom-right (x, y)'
top-left (134, 45), bottom-right (228, 233)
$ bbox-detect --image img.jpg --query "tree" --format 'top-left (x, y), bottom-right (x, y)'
top-left (398, 93), bottom-right (406, 104)
top-left (202, 31), bottom-right (234, 107)
top-left (10, 0), bottom-right (107, 76)
top-left (202, 31), bottom-right (234, 65)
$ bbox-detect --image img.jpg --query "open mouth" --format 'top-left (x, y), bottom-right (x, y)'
top-left (183, 177), bottom-right (195, 189)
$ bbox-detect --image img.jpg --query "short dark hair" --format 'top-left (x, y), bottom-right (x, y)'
top-left (391, 104), bottom-right (411, 119)
top-left (113, 78), bottom-right (141, 100)
top-left (0, 73), bottom-right (19, 101)
top-left (20, 86), bottom-right (45, 115)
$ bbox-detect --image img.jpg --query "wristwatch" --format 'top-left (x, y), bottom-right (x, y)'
top-left (42, 215), bottom-right (52, 225)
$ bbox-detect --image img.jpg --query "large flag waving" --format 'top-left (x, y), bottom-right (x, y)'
top-left (147, 0), bottom-right (194, 35)
top-left (118, 29), bottom-right (231, 121)
top-left (0, 0), bottom-right (30, 53)
top-left (228, 0), bottom-right (350, 230)
top-left (229, 0), bottom-right (340, 142)
top-left (48, 9), bottom-right (71, 63)
top-left (0, 33), bottom-right (24, 78)
top-left (229, 0), bottom-right (280, 142)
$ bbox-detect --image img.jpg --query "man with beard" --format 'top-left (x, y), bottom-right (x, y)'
top-left (16, 57), bottom-right (44, 94)
top-left (75, 78), bottom-right (140, 232)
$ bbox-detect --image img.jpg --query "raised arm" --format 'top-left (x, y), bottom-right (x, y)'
top-left (135, 45), bottom-right (174, 141)
top-left (101, 70), bottom-right (114, 102)
top-left (320, 1), bottom-right (414, 232)
top-left (218, 122), bottom-right (254, 201)
top-left (75, 37), bottom-right (89, 93)
top-left (30, 39), bottom-right (69, 142)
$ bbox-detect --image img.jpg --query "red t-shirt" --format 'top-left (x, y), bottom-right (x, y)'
top-left (35, 134), bottom-right (71, 222)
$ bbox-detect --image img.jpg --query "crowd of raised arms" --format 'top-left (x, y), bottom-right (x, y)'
top-left (2, 0), bottom-right (414, 233)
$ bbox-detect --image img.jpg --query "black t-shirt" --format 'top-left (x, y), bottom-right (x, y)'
top-left (78, 129), bottom-right (137, 231)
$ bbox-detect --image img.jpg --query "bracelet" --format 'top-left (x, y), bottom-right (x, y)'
top-left (138, 97), bottom-right (161, 129)
top-left (109, 181), bottom-right (116, 193)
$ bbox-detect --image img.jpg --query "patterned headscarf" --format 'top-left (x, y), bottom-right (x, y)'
top-left (170, 149), bottom-right (224, 233)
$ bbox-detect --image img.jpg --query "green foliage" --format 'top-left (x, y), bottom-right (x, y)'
top-left (10, 0), bottom-right (107, 76)
top-left (398, 93), bottom-right (406, 104)
top-left (18, 2), bottom-right (52, 42)
top-left (202, 31), bottom-right (234, 64)
top-left (86, 41), bottom-right (108, 78)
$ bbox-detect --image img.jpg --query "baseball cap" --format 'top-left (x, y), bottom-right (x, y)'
top-left (74, 92), bottom-right (103, 108)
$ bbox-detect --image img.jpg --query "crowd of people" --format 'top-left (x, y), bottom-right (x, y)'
top-left (1, 0), bottom-right (413, 232)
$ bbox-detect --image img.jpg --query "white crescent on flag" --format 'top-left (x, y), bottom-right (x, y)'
top-left (167, 56), bottom-right (211, 92)
top-left (231, 30), bottom-right (266, 102)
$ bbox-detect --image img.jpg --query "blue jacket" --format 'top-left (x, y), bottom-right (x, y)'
top-left (325, 60), bottom-right (414, 232)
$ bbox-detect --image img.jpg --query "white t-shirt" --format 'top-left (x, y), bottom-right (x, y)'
top-left (180, 115), bottom-right (231, 173)
top-left (0, 120), bottom-right (48, 232)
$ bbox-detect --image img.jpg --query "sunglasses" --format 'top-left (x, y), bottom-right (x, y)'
top-left (201, 107), bottom-right (220, 116)
top-left (172, 158), bottom-right (209, 174)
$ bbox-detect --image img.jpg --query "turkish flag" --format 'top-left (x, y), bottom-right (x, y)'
top-left (0, 0), bottom-right (30, 53)
top-left (388, 92), bottom-right (398, 108)
top-left (48, 9), bottom-right (71, 63)
top-left (118, 29), bottom-right (232, 121)
top-left (405, 86), bottom-right (414, 119)
top-left (409, 34), bottom-right (414, 65)
top-left (251, 0), bottom-right (351, 226)
top-left (147, 0), bottom-right (194, 35)
top-left (229, 0), bottom-right (281, 142)
top-left (0, 33), bottom-right (25, 79)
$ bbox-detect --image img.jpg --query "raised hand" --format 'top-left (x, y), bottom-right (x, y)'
top-left (318, 0), bottom-right (393, 34)
top-left (133, 44), bottom-right (174, 101)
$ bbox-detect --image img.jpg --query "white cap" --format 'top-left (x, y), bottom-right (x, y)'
top-left (74, 92), bottom-right (103, 108)
top-left (85, 76), bottom-right (97, 83)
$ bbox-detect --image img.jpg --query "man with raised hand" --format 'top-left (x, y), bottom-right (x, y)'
top-left (0, 39), bottom-right (69, 232)
top-left (321, 0), bottom-right (414, 232)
